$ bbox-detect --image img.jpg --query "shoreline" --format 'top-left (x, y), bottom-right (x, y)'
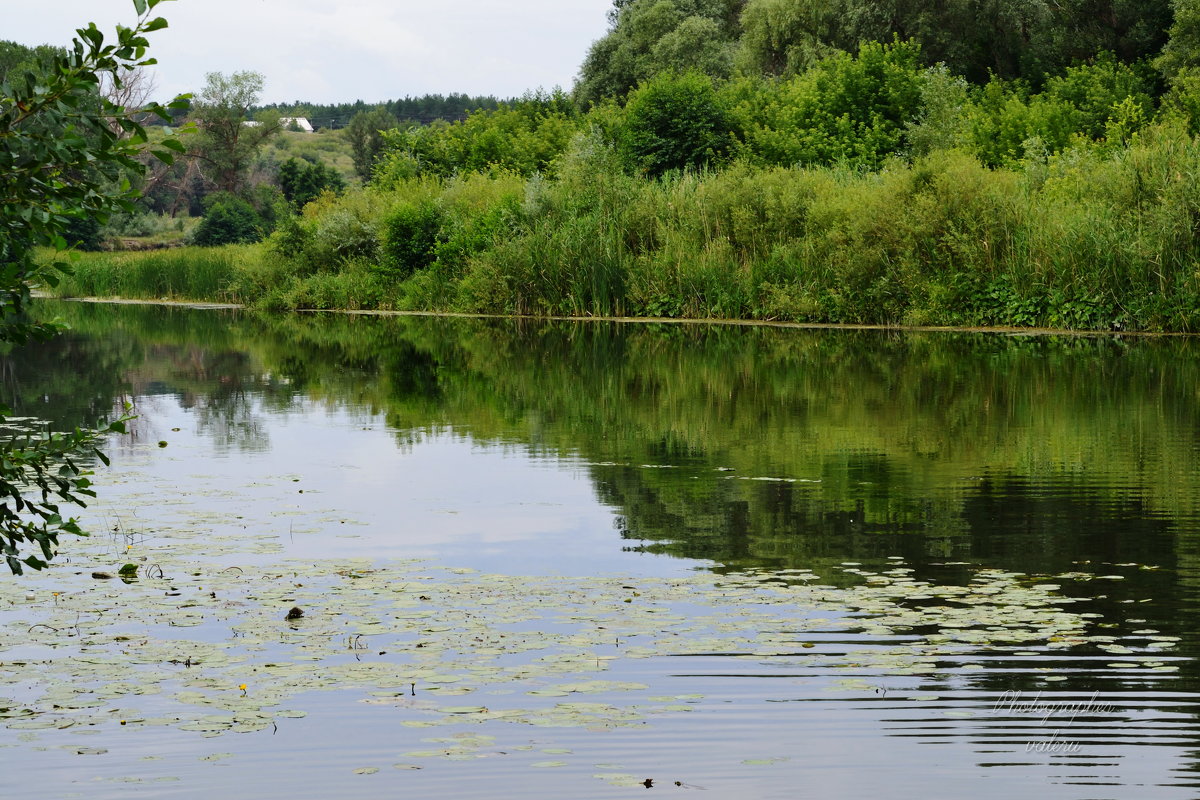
top-left (43, 294), bottom-right (1196, 339)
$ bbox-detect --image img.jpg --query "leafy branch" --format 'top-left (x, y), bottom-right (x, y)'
top-left (0, 0), bottom-right (188, 573)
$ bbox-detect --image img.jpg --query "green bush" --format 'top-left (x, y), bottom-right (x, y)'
top-left (966, 81), bottom-right (1078, 167)
top-left (376, 91), bottom-right (581, 181)
top-left (100, 211), bottom-right (190, 239)
top-left (621, 71), bottom-right (734, 177)
top-left (967, 56), bottom-right (1157, 166)
top-left (380, 201), bottom-right (442, 279)
top-left (267, 188), bottom-right (398, 272)
top-left (1042, 53), bottom-right (1156, 140)
top-left (192, 193), bottom-right (263, 246)
top-left (728, 39), bottom-right (927, 169)
top-left (61, 214), bottom-right (104, 251)
top-left (278, 156), bottom-right (346, 209)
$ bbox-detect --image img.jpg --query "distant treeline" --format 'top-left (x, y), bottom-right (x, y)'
top-left (252, 95), bottom-right (509, 129)
top-left (0, 40), bottom-right (62, 80)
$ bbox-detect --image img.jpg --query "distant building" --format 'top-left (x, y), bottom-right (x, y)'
top-left (280, 116), bottom-right (315, 133)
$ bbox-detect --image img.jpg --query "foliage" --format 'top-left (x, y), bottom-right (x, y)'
top-left (965, 80), bottom-right (1079, 167)
top-left (277, 156), bottom-right (346, 208)
top-left (191, 192), bottom-right (264, 246)
top-left (621, 71), bottom-right (734, 176)
top-left (376, 92), bottom-right (581, 181)
top-left (1159, 0), bottom-right (1200, 79)
top-left (63, 119), bottom-right (1200, 333)
top-left (575, 0), bottom-right (742, 105)
top-left (0, 41), bottom-right (64, 83)
top-left (1041, 53), bottom-right (1157, 139)
top-left (577, 0), bottom-right (1173, 102)
top-left (735, 0), bottom-right (843, 78)
top-left (1160, 66), bottom-right (1200, 131)
top-left (904, 65), bottom-right (971, 157)
top-left (728, 39), bottom-right (926, 169)
top-left (0, 0), bottom-right (185, 572)
top-left (62, 214), bottom-right (106, 251)
top-left (101, 209), bottom-right (190, 239)
top-left (345, 108), bottom-right (399, 181)
top-left (379, 201), bottom-right (442, 279)
top-left (52, 243), bottom-right (277, 303)
top-left (188, 70), bottom-right (279, 193)
top-left (267, 187), bottom-right (394, 273)
top-left (34, 7), bottom-right (1200, 343)
top-left (253, 93), bottom-right (503, 130)
top-left (967, 57), bottom-right (1156, 166)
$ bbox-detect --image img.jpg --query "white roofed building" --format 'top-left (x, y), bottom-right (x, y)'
top-left (280, 116), bottom-right (315, 133)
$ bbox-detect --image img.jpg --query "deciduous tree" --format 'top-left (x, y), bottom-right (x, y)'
top-left (189, 70), bottom-right (279, 194)
top-left (345, 107), bottom-right (399, 181)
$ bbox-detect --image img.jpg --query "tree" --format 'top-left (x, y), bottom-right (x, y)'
top-left (189, 70), bottom-right (279, 194)
top-left (735, 0), bottom-right (842, 78)
top-left (1158, 0), bottom-right (1200, 79)
top-left (0, 41), bottom-right (64, 84)
top-left (0, 0), bottom-right (186, 573)
top-left (99, 66), bottom-right (158, 134)
top-left (345, 107), bottom-right (399, 181)
top-left (575, 0), bottom-right (745, 105)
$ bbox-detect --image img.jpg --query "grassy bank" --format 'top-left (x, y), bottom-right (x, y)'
top-left (50, 124), bottom-right (1200, 332)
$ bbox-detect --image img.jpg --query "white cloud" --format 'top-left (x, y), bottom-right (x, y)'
top-left (1, 0), bottom-right (613, 103)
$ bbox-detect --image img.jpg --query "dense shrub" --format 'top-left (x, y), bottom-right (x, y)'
top-left (968, 56), bottom-right (1157, 166)
top-left (191, 193), bottom-right (263, 246)
top-left (728, 40), bottom-right (927, 169)
top-left (61, 214), bottom-right (104, 251)
top-left (278, 156), bottom-right (346, 209)
top-left (1042, 54), bottom-right (1157, 139)
top-left (267, 188), bottom-right (397, 272)
top-left (375, 92), bottom-right (581, 181)
top-left (379, 201), bottom-right (442, 279)
top-left (621, 71), bottom-right (734, 177)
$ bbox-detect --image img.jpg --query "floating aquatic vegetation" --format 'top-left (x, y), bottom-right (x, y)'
top-left (0, 518), bottom-right (1180, 773)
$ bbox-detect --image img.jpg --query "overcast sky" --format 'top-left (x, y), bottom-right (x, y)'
top-left (2, 0), bottom-right (615, 105)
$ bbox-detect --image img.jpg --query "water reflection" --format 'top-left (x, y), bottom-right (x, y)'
top-left (6, 299), bottom-right (1200, 797)
top-left (13, 302), bottom-right (1200, 568)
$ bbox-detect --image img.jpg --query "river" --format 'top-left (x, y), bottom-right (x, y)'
top-left (1, 300), bottom-right (1197, 799)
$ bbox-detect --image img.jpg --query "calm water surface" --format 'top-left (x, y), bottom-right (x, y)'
top-left (2, 301), bottom-right (1199, 799)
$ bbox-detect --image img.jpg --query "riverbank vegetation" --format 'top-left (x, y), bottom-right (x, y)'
top-left (44, 1), bottom-right (1200, 331)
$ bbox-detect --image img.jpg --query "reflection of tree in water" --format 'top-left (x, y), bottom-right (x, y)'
top-left (0, 331), bottom-right (136, 431)
top-left (595, 452), bottom-right (977, 578)
top-left (191, 386), bottom-right (268, 453)
top-left (23, 301), bottom-right (1200, 576)
top-left (166, 347), bottom-right (269, 453)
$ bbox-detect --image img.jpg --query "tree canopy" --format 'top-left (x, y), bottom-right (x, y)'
top-left (189, 70), bottom-right (279, 194)
top-left (576, 0), bottom-right (1176, 102)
